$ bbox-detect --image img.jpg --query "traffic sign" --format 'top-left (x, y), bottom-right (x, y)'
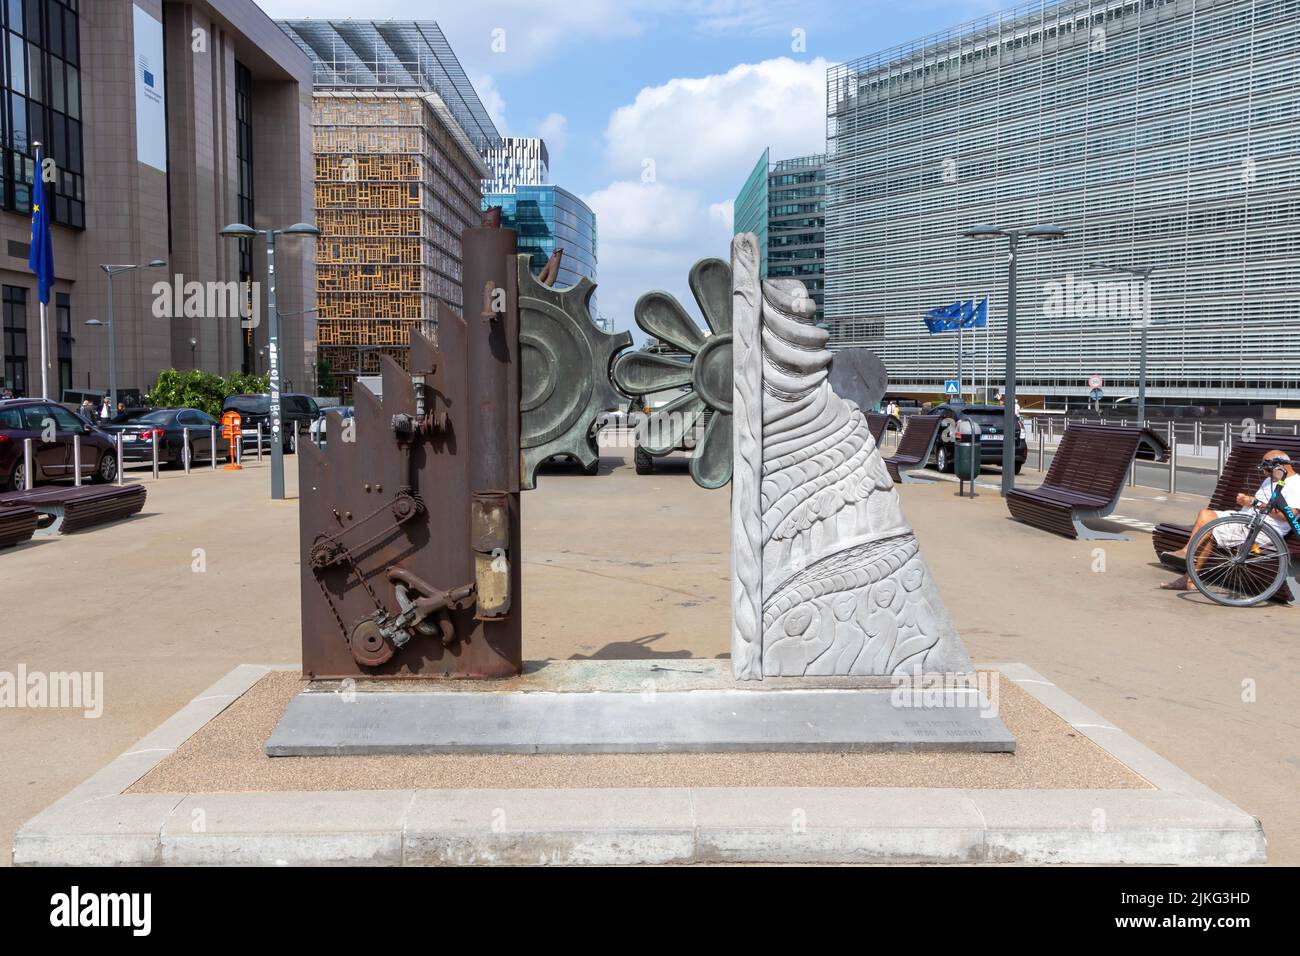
top-left (944, 380), bottom-right (960, 396)
top-left (1089, 387), bottom-right (1104, 402)
top-left (1087, 375), bottom-right (1104, 389)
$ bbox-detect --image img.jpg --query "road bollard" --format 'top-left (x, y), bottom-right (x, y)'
top-left (1168, 437), bottom-right (1177, 494)
top-left (210, 426), bottom-right (218, 470)
top-left (183, 427), bottom-right (191, 474)
top-left (1216, 440), bottom-right (1224, 480)
top-left (293, 420), bottom-right (300, 455)
top-left (257, 423), bottom-right (264, 461)
top-left (73, 434), bottom-right (82, 487)
top-left (152, 432), bottom-right (160, 479)
top-left (1129, 455), bottom-right (1137, 488)
top-left (23, 437), bottom-right (34, 489)
top-left (1037, 431), bottom-right (1045, 472)
top-left (115, 433), bottom-right (124, 486)
top-left (1194, 420), bottom-right (1201, 456)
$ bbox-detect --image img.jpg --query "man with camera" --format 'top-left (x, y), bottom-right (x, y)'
top-left (1161, 450), bottom-right (1300, 591)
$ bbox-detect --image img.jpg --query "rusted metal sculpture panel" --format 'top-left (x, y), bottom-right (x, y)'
top-left (298, 227), bottom-right (522, 679)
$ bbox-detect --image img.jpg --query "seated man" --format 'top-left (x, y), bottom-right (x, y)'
top-left (1162, 450), bottom-right (1299, 590)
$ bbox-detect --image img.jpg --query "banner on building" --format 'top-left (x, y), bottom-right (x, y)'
top-left (133, 5), bottom-right (167, 172)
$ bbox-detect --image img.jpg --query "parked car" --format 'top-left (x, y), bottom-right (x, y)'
top-left (99, 407), bottom-right (218, 466)
top-left (0, 398), bottom-right (120, 490)
top-left (929, 401), bottom-right (1027, 475)
top-left (221, 393), bottom-right (321, 453)
top-left (308, 405), bottom-right (354, 447)
top-left (627, 389), bottom-right (711, 476)
top-left (108, 406), bottom-right (154, 425)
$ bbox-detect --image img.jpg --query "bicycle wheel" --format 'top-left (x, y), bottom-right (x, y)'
top-left (1186, 515), bottom-right (1289, 607)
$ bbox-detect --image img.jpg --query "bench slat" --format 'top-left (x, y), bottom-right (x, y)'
top-left (0, 505), bottom-right (39, 548)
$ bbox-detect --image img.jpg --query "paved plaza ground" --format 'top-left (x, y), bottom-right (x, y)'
top-left (1, 442), bottom-right (1295, 864)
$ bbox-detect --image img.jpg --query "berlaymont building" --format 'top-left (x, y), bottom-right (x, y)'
top-left (824, 0), bottom-right (1299, 408)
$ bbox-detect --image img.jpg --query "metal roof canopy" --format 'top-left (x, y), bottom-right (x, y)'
top-left (279, 19), bottom-right (502, 154)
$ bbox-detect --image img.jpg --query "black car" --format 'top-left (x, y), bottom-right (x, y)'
top-left (929, 402), bottom-right (1027, 475)
top-left (99, 408), bottom-right (218, 466)
top-left (221, 393), bottom-right (321, 453)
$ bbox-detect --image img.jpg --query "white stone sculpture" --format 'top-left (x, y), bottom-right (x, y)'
top-left (730, 233), bottom-right (974, 679)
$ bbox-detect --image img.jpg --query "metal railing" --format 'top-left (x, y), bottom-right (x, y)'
top-left (11, 419), bottom-right (298, 494)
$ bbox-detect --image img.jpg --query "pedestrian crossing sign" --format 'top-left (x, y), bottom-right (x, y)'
top-left (944, 380), bottom-right (960, 395)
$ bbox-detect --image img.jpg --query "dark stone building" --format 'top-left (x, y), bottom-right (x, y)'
top-left (0, 0), bottom-right (315, 402)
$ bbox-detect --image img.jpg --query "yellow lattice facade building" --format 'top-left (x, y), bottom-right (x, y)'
top-left (312, 90), bottom-right (490, 396)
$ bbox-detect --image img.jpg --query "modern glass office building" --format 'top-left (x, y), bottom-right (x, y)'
top-left (484, 137), bottom-right (550, 195)
top-left (735, 150), bottom-right (827, 324)
top-left (825, 0), bottom-right (1300, 403)
top-left (482, 184), bottom-right (599, 316)
top-left (281, 19), bottom-right (498, 398)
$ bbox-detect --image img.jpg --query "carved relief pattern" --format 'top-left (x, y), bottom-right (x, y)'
top-left (755, 277), bottom-right (972, 677)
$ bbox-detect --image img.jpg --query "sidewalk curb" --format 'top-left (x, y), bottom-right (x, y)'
top-left (12, 663), bottom-right (1266, 866)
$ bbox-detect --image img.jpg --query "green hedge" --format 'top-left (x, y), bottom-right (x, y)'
top-left (144, 369), bottom-right (271, 419)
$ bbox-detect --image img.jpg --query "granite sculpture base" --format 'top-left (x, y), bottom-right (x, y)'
top-left (265, 660), bottom-right (1014, 756)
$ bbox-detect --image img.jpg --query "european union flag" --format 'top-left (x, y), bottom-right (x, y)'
top-left (923, 301), bottom-right (964, 334)
top-left (924, 298), bottom-right (988, 333)
top-left (28, 145), bottom-right (54, 305)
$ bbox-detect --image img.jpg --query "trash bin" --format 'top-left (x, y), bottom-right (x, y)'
top-left (954, 420), bottom-right (981, 483)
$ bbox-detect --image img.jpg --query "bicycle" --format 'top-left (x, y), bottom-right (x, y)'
top-left (1186, 457), bottom-right (1300, 607)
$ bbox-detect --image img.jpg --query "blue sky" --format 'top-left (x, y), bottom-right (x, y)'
top-left (262, 0), bottom-right (1003, 336)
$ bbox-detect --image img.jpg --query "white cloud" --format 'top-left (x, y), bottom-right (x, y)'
top-left (708, 199), bottom-right (735, 232)
top-left (584, 181), bottom-right (726, 245)
top-left (535, 112), bottom-right (568, 157)
top-left (604, 57), bottom-right (829, 182)
top-left (471, 73), bottom-right (509, 134)
top-left (583, 180), bottom-right (736, 336)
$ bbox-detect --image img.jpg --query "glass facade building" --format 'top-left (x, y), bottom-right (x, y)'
top-left (3, 0), bottom-right (84, 227)
top-left (734, 149), bottom-right (826, 324)
top-left (484, 136), bottom-right (549, 195)
top-left (826, 0), bottom-right (1300, 402)
top-left (282, 19), bottom-right (498, 398)
top-left (482, 184), bottom-right (599, 317)
top-left (734, 148), bottom-right (770, 275)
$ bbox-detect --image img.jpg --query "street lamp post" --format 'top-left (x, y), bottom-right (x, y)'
top-left (962, 223), bottom-right (1067, 496)
top-left (219, 222), bottom-right (320, 501)
top-left (1087, 260), bottom-right (1155, 426)
top-left (85, 259), bottom-right (165, 410)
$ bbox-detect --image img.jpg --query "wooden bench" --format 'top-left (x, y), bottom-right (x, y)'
top-left (1152, 437), bottom-right (1300, 604)
top-left (0, 483), bottom-right (147, 535)
top-left (884, 414), bottom-right (943, 484)
top-left (1006, 424), bottom-right (1168, 540)
top-left (0, 505), bottom-right (38, 548)
top-left (864, 413), bottom-right (888, 447)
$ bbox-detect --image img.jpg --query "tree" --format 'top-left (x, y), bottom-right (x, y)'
top-left (144, 369), bottom-right (270, 418)
top-left (316, 358), bottom-right (337, 398)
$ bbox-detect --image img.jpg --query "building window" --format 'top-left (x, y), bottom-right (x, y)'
top-left (55, 289), bottom-right (69, 393)
top-left (3, 284), bottom-right (27, 396)
top-left (2, 0), bottom-right (83, 227)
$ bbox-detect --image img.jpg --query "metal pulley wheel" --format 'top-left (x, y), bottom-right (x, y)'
top-left (348, 618), bottom-right (394, 667)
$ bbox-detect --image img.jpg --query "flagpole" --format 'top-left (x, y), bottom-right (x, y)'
top-left (39, 301), bottom-right (49, 399)
top-left (31, 139), bottom-right (51, 400)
